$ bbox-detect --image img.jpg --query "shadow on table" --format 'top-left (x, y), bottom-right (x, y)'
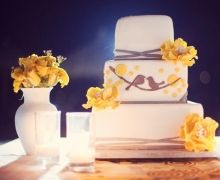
top-left (0, 155), bottom-right (69, 180)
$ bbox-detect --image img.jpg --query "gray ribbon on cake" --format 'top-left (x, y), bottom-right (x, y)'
top-left (114, 48), bottom-right (162, 60)
top-left (120, 92), bottom-right (188, 104)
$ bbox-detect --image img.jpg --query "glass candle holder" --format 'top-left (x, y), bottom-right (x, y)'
top-left (35, 111), bottom-right (61, 165)
top-left (66, 112), bottom-right (95, 173)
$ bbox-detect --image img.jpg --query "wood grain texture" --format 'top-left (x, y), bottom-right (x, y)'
top-left (1, 156), bottom-right (220, 179)
top-left (1, 139), bottom-right (220, 179)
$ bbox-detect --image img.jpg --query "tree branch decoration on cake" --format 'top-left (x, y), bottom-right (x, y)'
top-left (179, 113), bottom-right (219, 152)
top-left (11, 50), bottom-right (69, 93)
top-left (109, 66), bottom-right (181, 91)
top-left (161, 38), bottom-right (198, 67)
top-left (82, 85), bottom-right (120, 110)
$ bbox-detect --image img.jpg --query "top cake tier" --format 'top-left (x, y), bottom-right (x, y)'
top-left (114, 15), bottom-right (174, 57)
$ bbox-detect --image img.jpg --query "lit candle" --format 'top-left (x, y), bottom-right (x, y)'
top-left (36, 144), bottom-right (59, 157)
top-left (67, 130), bottom-right (95, 164)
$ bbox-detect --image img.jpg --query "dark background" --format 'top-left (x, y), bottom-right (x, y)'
top-left (0, 0), bottom-right (219, 140)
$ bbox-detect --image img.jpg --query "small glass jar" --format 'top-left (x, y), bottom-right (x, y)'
top-left (66, 112), bottom-right (95, 173)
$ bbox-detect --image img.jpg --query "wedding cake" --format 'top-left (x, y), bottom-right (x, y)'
top-left (90, 15), bottom-right (206, 151)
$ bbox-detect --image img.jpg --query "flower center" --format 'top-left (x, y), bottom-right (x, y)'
top-left (95, 92), bottom-right (101, 98)
top-left (196, 127), bottom-right (206, 138)
top-left (176, 46), bottom-right (186, 54)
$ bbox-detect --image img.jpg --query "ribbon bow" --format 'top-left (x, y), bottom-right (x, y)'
top-left (114, 48), bottom-right (162, 60)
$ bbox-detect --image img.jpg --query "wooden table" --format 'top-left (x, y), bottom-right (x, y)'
top-left (1, 139), bottom-right (220, 179)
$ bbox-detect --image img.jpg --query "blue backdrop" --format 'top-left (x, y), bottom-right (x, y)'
top-left (0, 0), bottom-right (219, 139)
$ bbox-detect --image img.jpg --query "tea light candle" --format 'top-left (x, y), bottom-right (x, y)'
top-left (36, 144), bottom-right (59, 157)
top-left (67, 131), bottom-right (95, 164)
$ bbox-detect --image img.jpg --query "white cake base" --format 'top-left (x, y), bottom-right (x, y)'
top-left (91, 101), bottom-right (220, 159)
top-left (92, 101), bottom-right (203, 141)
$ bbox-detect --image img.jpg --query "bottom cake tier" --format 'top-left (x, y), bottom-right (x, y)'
top-left (92, 101), bottom-right (203, 142)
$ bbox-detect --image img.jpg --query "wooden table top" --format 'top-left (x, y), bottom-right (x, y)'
top-left (1, 139), bottom-right (220, 180)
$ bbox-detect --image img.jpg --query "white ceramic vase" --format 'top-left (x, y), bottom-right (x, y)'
top-left (15, 87), bottom-right (57, 155)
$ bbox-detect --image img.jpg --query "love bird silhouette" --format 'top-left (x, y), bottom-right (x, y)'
top-left (126, 75), bottom-right (165, 90)
top-left (125, 75), bottom-right (145, 90)
top-left (146, 76), bottom-right (165, 90)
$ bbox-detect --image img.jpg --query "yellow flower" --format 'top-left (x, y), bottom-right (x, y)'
top-left (11, 51), bottom-right (69, 93)
top-left (179, 113), bottom-right (219, 152)
top-left (161, 38), bottom-right (198, 67)
top-left (47, 67), bottom-right (59, 87)
top-left (36, 56), bottom-right (56, 67)
top-left (11, 67), bottom-right (25, 82)
top-left (57, 68), bottom-right (69, 88)
top-left (19, 54), bottom-right (37, 69)
top-left (82, 85), bottom-right (119, 110)
top-left (22, 79), bottom-right (32, 89)
top-left (102, 85), bottom-right (119, 108)
top-left (13, 80), bottom-right (22, 93)
top-left (82, 87), bottom-right (103, 109)
top-left (26, 69), bottom-right (41, 86)
top-left (36, 65), bottom-right (49, 77)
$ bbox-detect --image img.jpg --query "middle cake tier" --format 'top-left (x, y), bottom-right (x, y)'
top-left (104, 60), bottom-right (188, 102)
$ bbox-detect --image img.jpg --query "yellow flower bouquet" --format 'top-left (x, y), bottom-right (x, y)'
top-left (179, 113), bottom-right (219, 152)
top-left (11, 50), bottom-right (69, 93)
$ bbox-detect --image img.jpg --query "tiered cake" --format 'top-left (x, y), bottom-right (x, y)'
top-left (92, 15), bottom-right (203, 148)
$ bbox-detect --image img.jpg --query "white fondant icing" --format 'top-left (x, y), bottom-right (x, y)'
top-left (92, 102), bottom-right (203, 140)
top-left (115, 15), bottom-right (174, 57)
top-left (92, 15), bottom-right (205, 152)
top-left (104, 60), bottom-right (188, 102)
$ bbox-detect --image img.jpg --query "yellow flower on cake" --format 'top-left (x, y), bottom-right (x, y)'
top-left (11, 50), bottom-right (69, 93)
top-left (179, 113), bottom-right (219, 152)
top-left (161, 38), bottom-right (198, 66)
top-left (82, 85), bottom-right (119, 110)
top-left (102, 85), bottom-right (119, 108)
